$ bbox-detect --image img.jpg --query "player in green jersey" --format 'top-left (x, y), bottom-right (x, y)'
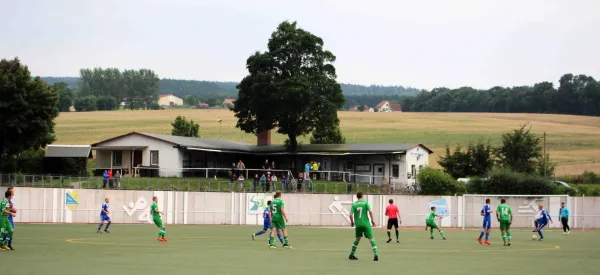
top-left (496, 199), bottom-right (513, 246)
top-left (269, 190), bottom-right (291, 248)
top-left (151, 196), bottom-right (167, 242)
top-left (425, 206), bottom-right (446, 240)
top-left (1, 190), bottom-right (14, 251)
top-left (349, 192), bottom-right (378, 261)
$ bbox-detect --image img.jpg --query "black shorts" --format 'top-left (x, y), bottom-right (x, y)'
top-left (387, 218), bottom-right (399, 229)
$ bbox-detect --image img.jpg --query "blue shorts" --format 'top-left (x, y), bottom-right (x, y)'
top-left (263, 223), bottom-right (272, 231)
top-left (482, 220), bottom-right (491, 229)
top-left (101, 215), bottom-right (111, 221)
top-left (537, 222), bottom-right (547, 230)
top-left (9, 217), bottom-right (14, 229)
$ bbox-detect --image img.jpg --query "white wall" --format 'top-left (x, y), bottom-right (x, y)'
top-left (158, 95), bottom-right (183, 106)
top-left (5, 187), bottom-right (597, 228)
top-left (95, 134), bottom-right (184, 177)
top-left (405, 146), bottom-right (430, 185)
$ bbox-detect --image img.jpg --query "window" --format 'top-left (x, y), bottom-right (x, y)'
top-left (411, 165), bottom-right (416, 178)
top-left (112, 151), bottom-right (122, 166)
top-left (345, 161), bottom-right (354, 170)
top-left (392, 164), bottom-right (399, 178)
top-left (150, 151), bottom-right (159, 166)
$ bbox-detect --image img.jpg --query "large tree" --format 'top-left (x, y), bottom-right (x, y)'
top-left (0, 58), bottom-right (59, 169)
top-left (53, 82), bottom-right (75, 112)
top-left (233, 21), bottom-right (345, 150)
top-left (495, 124), bottom-right (543, 174)
top-left (171, 116), bottom-right (200, 137)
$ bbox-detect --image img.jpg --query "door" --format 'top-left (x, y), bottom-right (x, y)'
top-left (373, 164), bottom-right (385, 185)
top-left (133, 151), bottom-right (143, 167)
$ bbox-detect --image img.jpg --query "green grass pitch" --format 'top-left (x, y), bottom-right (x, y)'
top-left (4, 225), bottom-right (599, 275)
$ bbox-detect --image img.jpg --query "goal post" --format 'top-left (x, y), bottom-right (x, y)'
top-left (461, 194), bottom-right (569, 230)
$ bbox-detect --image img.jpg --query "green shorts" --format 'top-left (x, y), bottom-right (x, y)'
top-left (0, 219), bottom-right (12, 235)
top-left (355, 225), bottom-right (374, 239)
top-left (153, 217), bottom-right (163, 228)
top-left (426, 221), bottom-right (438, 229)
top-left (499, 220), bottom-right (511, 231)
top-left (272, 219), bottom-right (286, 229)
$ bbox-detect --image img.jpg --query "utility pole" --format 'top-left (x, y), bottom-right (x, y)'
top-left (543, 132), bottom-right (547, 177)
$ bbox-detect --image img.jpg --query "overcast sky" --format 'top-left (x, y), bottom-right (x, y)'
top-left (2, 0), bottom-right (599, 90)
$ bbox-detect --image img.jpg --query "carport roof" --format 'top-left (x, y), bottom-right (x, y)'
top-left (45, 145), bottom-right (93, 158)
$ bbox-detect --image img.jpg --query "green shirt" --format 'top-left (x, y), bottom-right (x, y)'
top-left (0, 198), bottom-right (9, 220)
top-left (497, 204), bottom-right (512, 221)
top-left (350, 199), bottom-right (371, 227)
top-left (151, 202), bottom-right (160, 219)
top-left (270, 198), bottom-right (284, 221)
top-left (426, 211), bottom-right (436, 222)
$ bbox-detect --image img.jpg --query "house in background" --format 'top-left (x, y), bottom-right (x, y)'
top-left (223, 98), bottom-right (236, 108)
top-left (197, 103), bottom-right (209, 109)
top-left (158, 94), bottom-right (183, 107)
top-left (349, 105), bottom-right (370, 112)
top-left (376, 100), bottom-right (402, 112)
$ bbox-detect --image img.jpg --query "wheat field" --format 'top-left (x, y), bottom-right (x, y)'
top-left (54, 109), bottom-right (600, 176)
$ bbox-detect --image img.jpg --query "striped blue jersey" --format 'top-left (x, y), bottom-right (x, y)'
top-left (101, 203), bottom-right (109, 216)
top-left (481, 204), bottom-right (491, 221)
top-left (8, 199), bottom-right (14, 222)
top-left (537, 209), bottom-right (552, 223)
top-left (263, 208), bottom-right (271, 225)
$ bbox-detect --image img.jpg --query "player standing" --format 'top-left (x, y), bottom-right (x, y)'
top-left (252, 200), bottom-right (283, 244)
top-left (534, 204), bottom-right (553, 241)
top-left (1, 190), bottom-right (14, 251)
top-left (97, 197), bottom-right (112, 233)
top-left (151, 196), bottom-right (168, 242)
top-left (6, 187), bottom-right (15, 250)
top-left (385, 199), bottom-right (401, 243)
top-left (559, 202), bottom-right (570, 235)
top-left (496, 199), bottom-right (513, 246)
top-left (269, 191), bottom-right (290, 248)
top-left (425, 206), bottom-right (446, 240)
top-left (349, 192), bottom-right (378, 261)
top-left (477, 198), bottom-right (493, 245)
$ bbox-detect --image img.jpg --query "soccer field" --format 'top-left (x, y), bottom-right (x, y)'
top-left (5, 225), bottom-right (599, 275)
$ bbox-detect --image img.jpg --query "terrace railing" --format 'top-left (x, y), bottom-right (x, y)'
top-left (0, 173), bottom-right (416, 195)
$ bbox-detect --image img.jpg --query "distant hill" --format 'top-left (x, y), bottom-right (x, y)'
top-left (41, 77), bottom-right (420, 100)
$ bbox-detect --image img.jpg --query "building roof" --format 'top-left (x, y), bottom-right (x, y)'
top-left (376, 100), bottom-right (388, 108)
top-left (390, 103), bottom-right (402, 112)
top-left (45, 145), bottom-right (93, 158)
top-left (159, 94), bottom-right (172, 98)
top-left (223, 98), bottom-right (236, 104)
top-left (90, 132), bottom-right (433, 155)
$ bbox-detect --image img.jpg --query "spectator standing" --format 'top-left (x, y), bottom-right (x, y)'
top-left (262, 159), bottom-right (269, 172)
top-left (270, 161), bottom-right (276, 170)
top-left (266, 172), bottom-right (272, 192)
top-left (312, 161), bottom-right (319, 180)
top-left (304, 162), bottom-right (311, 180)
top-left (229, 173), bottom-right (237, 192)
top-left (253, 174), bottom-right (259, 192)
top-left (297, 172), bottom-right (304, 192)
top-left (102, 171), bottom-right (109, 188)
top-left (114, 170), bottom-right (122, 188)
top-left (260, 174), bottom-right (267, 192)
top-left (231, 162), bottom-right (237, 177)
top-left (107, 170), bottom-right (113, 188)
top-left (238, 175), bottom-right (245, 192)
top-left (281, 174), bottom-right (288, 192)
top-left (271, 173), bottom-right (278, 191)
top-left (237, 160), bottom-right (246, 177)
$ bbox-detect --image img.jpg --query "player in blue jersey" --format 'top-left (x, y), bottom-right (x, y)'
top-left (252, 200), bottom-right (283, 244)
top-left (534, 204), bottom-right (553, 241)
top-left (477, 198), bottom-right (493, 245)
top-left (97, 197), bottom-right (112, 233)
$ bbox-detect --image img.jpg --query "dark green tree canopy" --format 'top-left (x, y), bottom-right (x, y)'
top-left (233, 21), bottom-right (345, 150)
top-left (171, 116), bottom-right (200, 137)
top-left (495, 124), bottom-right (543, 174)
top-left (0, 58), bottom-right (59, 168)
top-left (53, 82), bottom-right (74, 112)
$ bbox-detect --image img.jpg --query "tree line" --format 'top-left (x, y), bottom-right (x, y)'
top-left (399, 74), bottom-right (600, 116)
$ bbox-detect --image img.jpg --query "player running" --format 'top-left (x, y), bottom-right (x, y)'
top-left (385, 199), bottom-right (401, 243)
top-left (349, 192), bottom-right (379, 261)
top-left (1, 190), bottom-right (14, 251)
top-left (426, 206), bottom-right (446, 240)
top-left (559, 202), bottom-right (570, 235)
top-left (252, 200), bottom-right (284, 245)
top-left (534, 204), bottom-right (552, 241)
top-left (268, 191), bottom-right (290, 248)
top-left (477, 198), bottom-right (493, 245)
top-left (97, 197), bottom-right (112, 233)
top-left (496, 199), bottom-right (513, 246)
top-left (151, 196), bottom-right (168, 242)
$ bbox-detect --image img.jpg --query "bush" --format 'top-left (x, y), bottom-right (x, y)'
top-left (74, 96), bottom-right (98, 111)
top-left (568, 184), bottom-right (600, 196)
top-left (467, 168), bottom-right (558, 195)
top-left (417, 168), bottom-right (466, 195)
top-left (96, 96), bottom-right (118, 111)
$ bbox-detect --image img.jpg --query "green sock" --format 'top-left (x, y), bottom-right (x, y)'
top-left (440, 230), bottom-right (445, 237)
top-left (370, 240), bottom-right (378, 256)
top-left (507, 231), bottom-right (512, 241)
top-left (269, 236), bottom-right (275, 246)
top-left (429, 229), bottom-right (434, 237)
top-left (350, 241), bottom-right (358, 256)
top-left (502, 232), bottom-right (506, 242)
top-left (284, 236), bottom-right (289, 245)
